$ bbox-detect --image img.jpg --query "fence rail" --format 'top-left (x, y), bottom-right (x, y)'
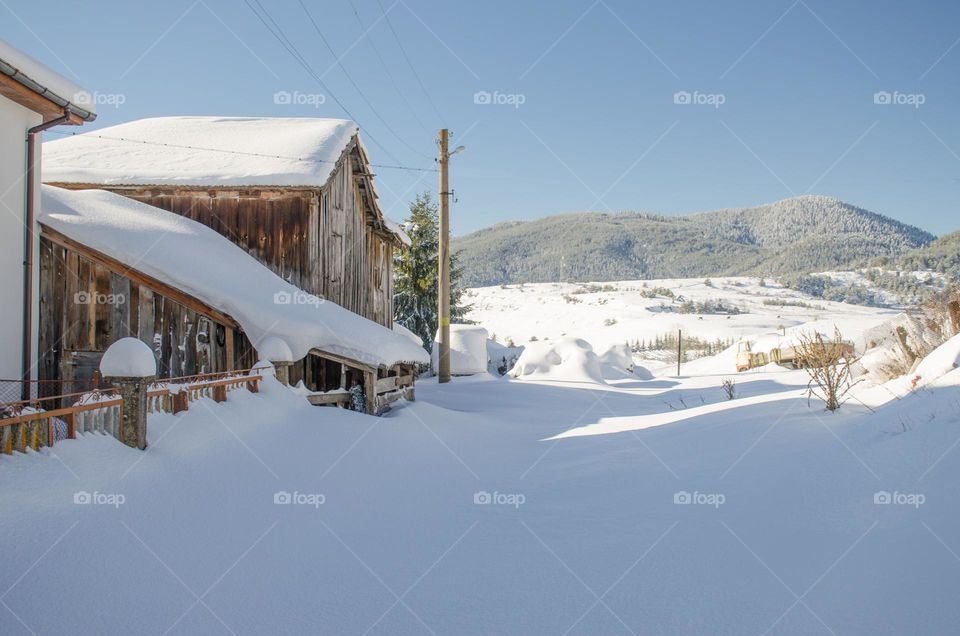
top-left (147, 369), bottom-right (261, 415)
top-left (0, 389), bottom-right (122, 454)
top-left (1, 369), bottom-right (261, 456)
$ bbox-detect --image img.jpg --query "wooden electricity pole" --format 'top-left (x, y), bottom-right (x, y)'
top-left (438, 129), bottom-right (451, 383)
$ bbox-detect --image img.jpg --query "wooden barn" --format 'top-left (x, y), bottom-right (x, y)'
top-left (38, 118), bottom-right (428, 413)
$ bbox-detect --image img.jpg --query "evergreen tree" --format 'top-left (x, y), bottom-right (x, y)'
top-left (393, 192), bottom-right (472, 350)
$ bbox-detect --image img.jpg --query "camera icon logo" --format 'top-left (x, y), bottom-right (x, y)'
top-left (673, 91), bottom-right (692, 105)
top-left (274, 491), bottom-right (292, 505)
top-left (873, 490), bottom-right (892, 505)
top-left (673, 490), bottom-right (692, 505)
top-left (74, 491), bottom-right (92, 505)
top-left (873, 91), bottom-right (892, 105)
top-left (473, 91), bottom-right (492, 105)
top-left (473, 491), bottom-right (492, 505)
top-left (273, 291), bottom-right (292, 305)
top-left (274, 90), bottom-right (292, 105)
top-left (74, 290), bottom-right (92, 305)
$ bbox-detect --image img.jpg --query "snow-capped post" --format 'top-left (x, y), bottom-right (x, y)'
top-left (257, 337), bottom-right (294, 386)
top-left (100, 338), bottom-right (157, 450)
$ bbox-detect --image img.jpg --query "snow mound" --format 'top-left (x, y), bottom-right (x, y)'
top-left (40, 186), bottom-right (429, 369)
top-left (100, 337), bottom-right (156, 377)
top-left (43, 116), bottom-right (358, 187)
top-left (252, 359), bottom-right (276, 378)
top-left (509, 337), bottom-right (605, 384)
top-left (912, 334), bottom-right (960, 387)
top-left (432, 325), bottom-right (489, 375)
top-left (256, 336), bottom-right (293, 363)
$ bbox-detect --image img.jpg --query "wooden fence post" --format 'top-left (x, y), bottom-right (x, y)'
top-left (105, 375), bottom-right (155, 450)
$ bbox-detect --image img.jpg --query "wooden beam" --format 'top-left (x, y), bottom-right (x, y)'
top-left (308, 347), bottom-right (377, 375)
top-left (0, 73), bottom-right (67, 120)
top-left (41, 225), bottom-right (241, 330)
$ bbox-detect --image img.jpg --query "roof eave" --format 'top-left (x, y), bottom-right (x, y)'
top-left (0, 59), bottom-right (96, 122)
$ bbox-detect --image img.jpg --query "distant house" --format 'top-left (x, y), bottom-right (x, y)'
top-left (0, 40), bottom-right (95, 400)
top-left (41, 116), bottom-right (420, 407)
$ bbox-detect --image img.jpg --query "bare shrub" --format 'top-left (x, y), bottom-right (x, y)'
top-left (797, 328), bottom-right (859, 412)
top-left (721, 378), bottom-right (736, 400)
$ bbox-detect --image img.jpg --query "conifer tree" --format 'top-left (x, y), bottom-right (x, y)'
top-left (394, 192), bottom-right (472, 350)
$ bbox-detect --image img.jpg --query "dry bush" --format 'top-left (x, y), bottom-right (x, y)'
top-left (797, 328), bottom-right (859, 412)
top-left (721, 378), bottom-right (736, 400)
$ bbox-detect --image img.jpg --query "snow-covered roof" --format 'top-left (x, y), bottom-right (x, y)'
top-left (40, 186), bottom-right (429, 369)
top-left (0, 39), bottom-right (96, 120)
top-left (42, 116), bottom-right (360, 187)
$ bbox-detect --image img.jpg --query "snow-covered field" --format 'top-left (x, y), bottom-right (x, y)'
top-left (3, 278), bottom-right (960, 635)
top-left (465, 277), bottom-right (898, 368)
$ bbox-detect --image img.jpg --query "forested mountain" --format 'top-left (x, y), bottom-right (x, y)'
top-left (453, 196), bottom-right (936, 286)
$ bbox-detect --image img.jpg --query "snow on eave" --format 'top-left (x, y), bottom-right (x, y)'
top-left (42, 116), bottom-right (359, 188)
top-left (38, 185), bottom-right (430, 370)
top-left (0, 39), bottom-right (96, 121)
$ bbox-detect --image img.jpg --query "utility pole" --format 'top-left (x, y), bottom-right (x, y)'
top-left (437, 129), bottom-right (451, 383)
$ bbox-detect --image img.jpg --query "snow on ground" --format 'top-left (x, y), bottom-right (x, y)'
top-left (3, 276), bottom-right (960, 635)
top-left (466, 277), bottom-right (898, 362)
top-left (4, 357), bottom-right (960, 634)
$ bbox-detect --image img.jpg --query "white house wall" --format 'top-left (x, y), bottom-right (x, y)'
top-left (0, 96), bottom-right (41, 383)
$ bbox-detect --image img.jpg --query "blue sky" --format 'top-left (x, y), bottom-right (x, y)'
top-left (5, 0), bottom-right (960, 235)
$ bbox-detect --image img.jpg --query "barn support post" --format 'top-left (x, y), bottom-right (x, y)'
top-left (272, 361), bottom-right (293, 386)
top-left (106, 374), bottom-right (154, 450)
top-left (364, 369), bottom-right (376, 415)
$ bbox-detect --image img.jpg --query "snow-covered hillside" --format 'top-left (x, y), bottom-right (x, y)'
top-left (466, 277), bottom-right (898, 370)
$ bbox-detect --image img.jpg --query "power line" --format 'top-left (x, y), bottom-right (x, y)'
top-left (375, 0), bottom-right (445, 124)
top-left (243, 0), bottom-right (406, 166)
top-left (45, 130), bottom-right (437, 173)
top-left (298, 0), bottom-right (431, 160)
top-left (346, 0), bottom-right (431, 136)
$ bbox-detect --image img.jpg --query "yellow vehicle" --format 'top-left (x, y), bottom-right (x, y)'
top-left (736, 340), bottom-right (854, 372)
top-left (735, 341), bottom-right (768, 372)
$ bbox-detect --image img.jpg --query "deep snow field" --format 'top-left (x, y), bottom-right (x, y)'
top-left (3, 278), bottom-right (960, 635)
top-left (466, 277), bottom-right (898, 365)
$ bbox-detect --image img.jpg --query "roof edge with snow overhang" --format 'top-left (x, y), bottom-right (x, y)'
top-left (0, 39), bottom-right (96, 122)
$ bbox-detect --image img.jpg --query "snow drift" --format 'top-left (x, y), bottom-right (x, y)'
top-left (509, 337), bottom-right (606, 384)
top-left (40, 186), bottom-right (429, 369)
top-left (432, 325), bottom-right (489, 375)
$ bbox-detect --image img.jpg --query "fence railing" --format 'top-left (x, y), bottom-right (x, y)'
top-left (0, 388), bottom-right (122, 454)
top-left (148, 369), bottom-right (261, 415)
top-left (1, 369), bottom-right (261, 456)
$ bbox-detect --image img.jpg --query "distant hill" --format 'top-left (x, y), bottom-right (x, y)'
top-left (889, 230), bottom-right (960, 279)
top-left (453, 196), bottom-right (936, 286)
